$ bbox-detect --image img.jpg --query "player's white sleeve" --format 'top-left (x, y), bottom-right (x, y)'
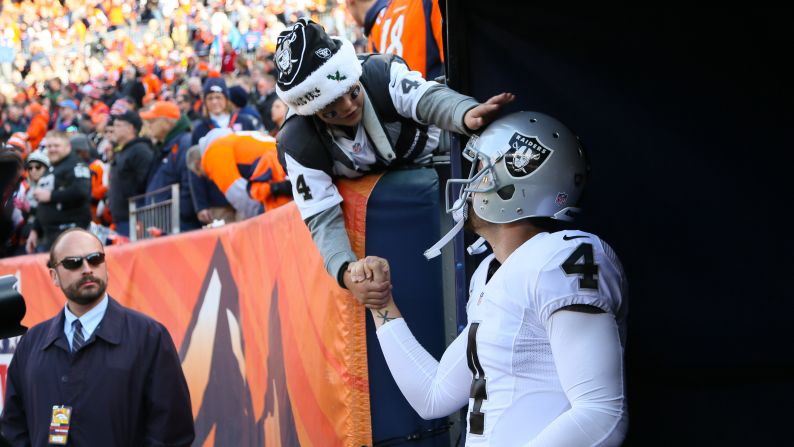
top-left (388, 60), bottom-right (439, 122)
top-left (526, 310), bottom-right (627, 447)
top-left (284, 152), bottom-right (343, 219)
top-left (376, 318), bottom-right (471, 420)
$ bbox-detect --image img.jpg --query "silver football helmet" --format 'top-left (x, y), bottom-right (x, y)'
top-left (424, 111), bottom-right (588, 259)
top-left (449, 111), bottom-right (587, 223)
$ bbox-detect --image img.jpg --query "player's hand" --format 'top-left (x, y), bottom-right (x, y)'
top-left (349, 256), bottom-right (390, 283)
top-left (463, 92), bottom-right (515, 131)
top-left (345, 256), bottom-right (392, 309)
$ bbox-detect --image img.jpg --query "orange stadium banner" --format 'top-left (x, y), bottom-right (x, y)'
top-left (0, 176), bottom-right (382, 447)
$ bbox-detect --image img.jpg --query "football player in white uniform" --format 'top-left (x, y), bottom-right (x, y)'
top-left (349, 112), bottom-right (628, 445)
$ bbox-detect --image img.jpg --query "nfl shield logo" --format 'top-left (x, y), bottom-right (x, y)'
top-left (556, 192), bottom-right (569, 206)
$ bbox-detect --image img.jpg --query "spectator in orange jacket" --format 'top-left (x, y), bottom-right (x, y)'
top-left (186, 129), bottom-right (292, 220)
top-left (25, 103), bottom-right (50, 150)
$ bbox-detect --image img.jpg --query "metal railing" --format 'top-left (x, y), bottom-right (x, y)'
top-left (128, 184), bottom-right (180, 242)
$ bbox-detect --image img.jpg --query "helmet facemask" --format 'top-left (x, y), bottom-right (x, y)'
top-left (425, 112), bottom-right (587, 259)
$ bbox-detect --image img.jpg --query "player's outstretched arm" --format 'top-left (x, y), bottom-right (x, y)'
top-left (351, 257), bottom-right (471, 419)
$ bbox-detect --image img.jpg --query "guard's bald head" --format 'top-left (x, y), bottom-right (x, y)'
top-left (48, 228), bottom-right (104, 268)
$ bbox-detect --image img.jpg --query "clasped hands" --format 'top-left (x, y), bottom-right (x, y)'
top-left (344, 256), bottom-right (393, 309)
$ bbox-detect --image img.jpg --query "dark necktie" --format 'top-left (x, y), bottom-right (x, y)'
top-left (72, 320), bottom-right (85, 352)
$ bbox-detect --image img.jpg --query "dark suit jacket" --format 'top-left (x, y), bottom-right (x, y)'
top-left (0, 297), bottom-right (194, 446)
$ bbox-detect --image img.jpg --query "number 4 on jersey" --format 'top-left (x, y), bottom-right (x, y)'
top-left (295, 175), bottom-right (312, 200)
top-left (561, 243), bottom-right (599, 290)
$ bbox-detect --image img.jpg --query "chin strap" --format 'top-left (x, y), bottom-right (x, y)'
top-left (424, 199), bottom-right (490, 259)
top-left (467, 237), bottom-right (488, 255)
top-left (424, 198), bottom-right (468, 259)
top-left (424, 218), bottom-right (464, 260)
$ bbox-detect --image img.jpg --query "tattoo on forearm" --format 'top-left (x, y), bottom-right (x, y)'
top-left (376, 310), bottom-right (395, 325)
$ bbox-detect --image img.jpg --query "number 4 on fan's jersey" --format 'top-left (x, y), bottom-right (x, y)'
top-left (295, 174), bottom-right (312, 200)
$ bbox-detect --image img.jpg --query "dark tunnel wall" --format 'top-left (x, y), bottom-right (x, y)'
top-left (444, 5), bottom-right (794, 445)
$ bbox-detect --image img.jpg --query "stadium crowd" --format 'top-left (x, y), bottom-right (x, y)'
top-left (0, 0), bottom-right (363, 257)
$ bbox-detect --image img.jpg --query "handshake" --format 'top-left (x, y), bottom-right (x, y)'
top-left (344, 256), bottom-right (393, 310)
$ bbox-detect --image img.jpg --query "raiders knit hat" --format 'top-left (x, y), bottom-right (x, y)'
top-left (275, 18), bottom-right (362, 116)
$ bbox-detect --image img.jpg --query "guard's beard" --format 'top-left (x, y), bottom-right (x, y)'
top-left (62, 275), bottom-right (107, 306)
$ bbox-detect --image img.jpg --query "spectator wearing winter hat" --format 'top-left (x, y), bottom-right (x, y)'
top-left (108, 110), bottom-right (154, 237)
top-left (26, 130), bottom-right (92, 253)
top-left (56, 99), bottom-right (80, 132)
top-left (141, 101), bottom-right (202, 233)
top-left (189, 77), bottom-right (257, 225)
top-left (228, 85), bottom-right (263, 130)
top-left (24, 150), bottom-right (50, 210)
top-left (190, 77), bottom-right (257, 145)
top-left (275, 18), bottom-right (513, 293)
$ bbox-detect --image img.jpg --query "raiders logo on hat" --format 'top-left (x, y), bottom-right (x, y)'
top-left (276, 29), bottom-right (304, 83)
top-left (274, 18), bottom-right (363, 116)
top-left (504, 132), bottom-right (552, 178)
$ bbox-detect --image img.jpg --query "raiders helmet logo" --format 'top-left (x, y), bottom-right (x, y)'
top-left (504, 132), bottom-right (552, 178)
top-left (276, 23), bottom-right (305, 84)
top-left (315, 47), bottom-right (332, 59)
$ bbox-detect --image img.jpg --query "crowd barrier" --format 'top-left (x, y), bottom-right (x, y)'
top-left (129, 183), bottom-right (181, 241)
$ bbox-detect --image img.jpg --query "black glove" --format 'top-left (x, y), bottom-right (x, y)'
top-left (270, 180), bottom-right (292, 197)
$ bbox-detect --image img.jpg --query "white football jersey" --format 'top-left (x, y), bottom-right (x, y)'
top-left (461, 230), bottom-right (628, 445)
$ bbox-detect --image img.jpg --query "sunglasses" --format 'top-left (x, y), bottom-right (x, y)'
top-left (51, 252), bottom-right (106, 270)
